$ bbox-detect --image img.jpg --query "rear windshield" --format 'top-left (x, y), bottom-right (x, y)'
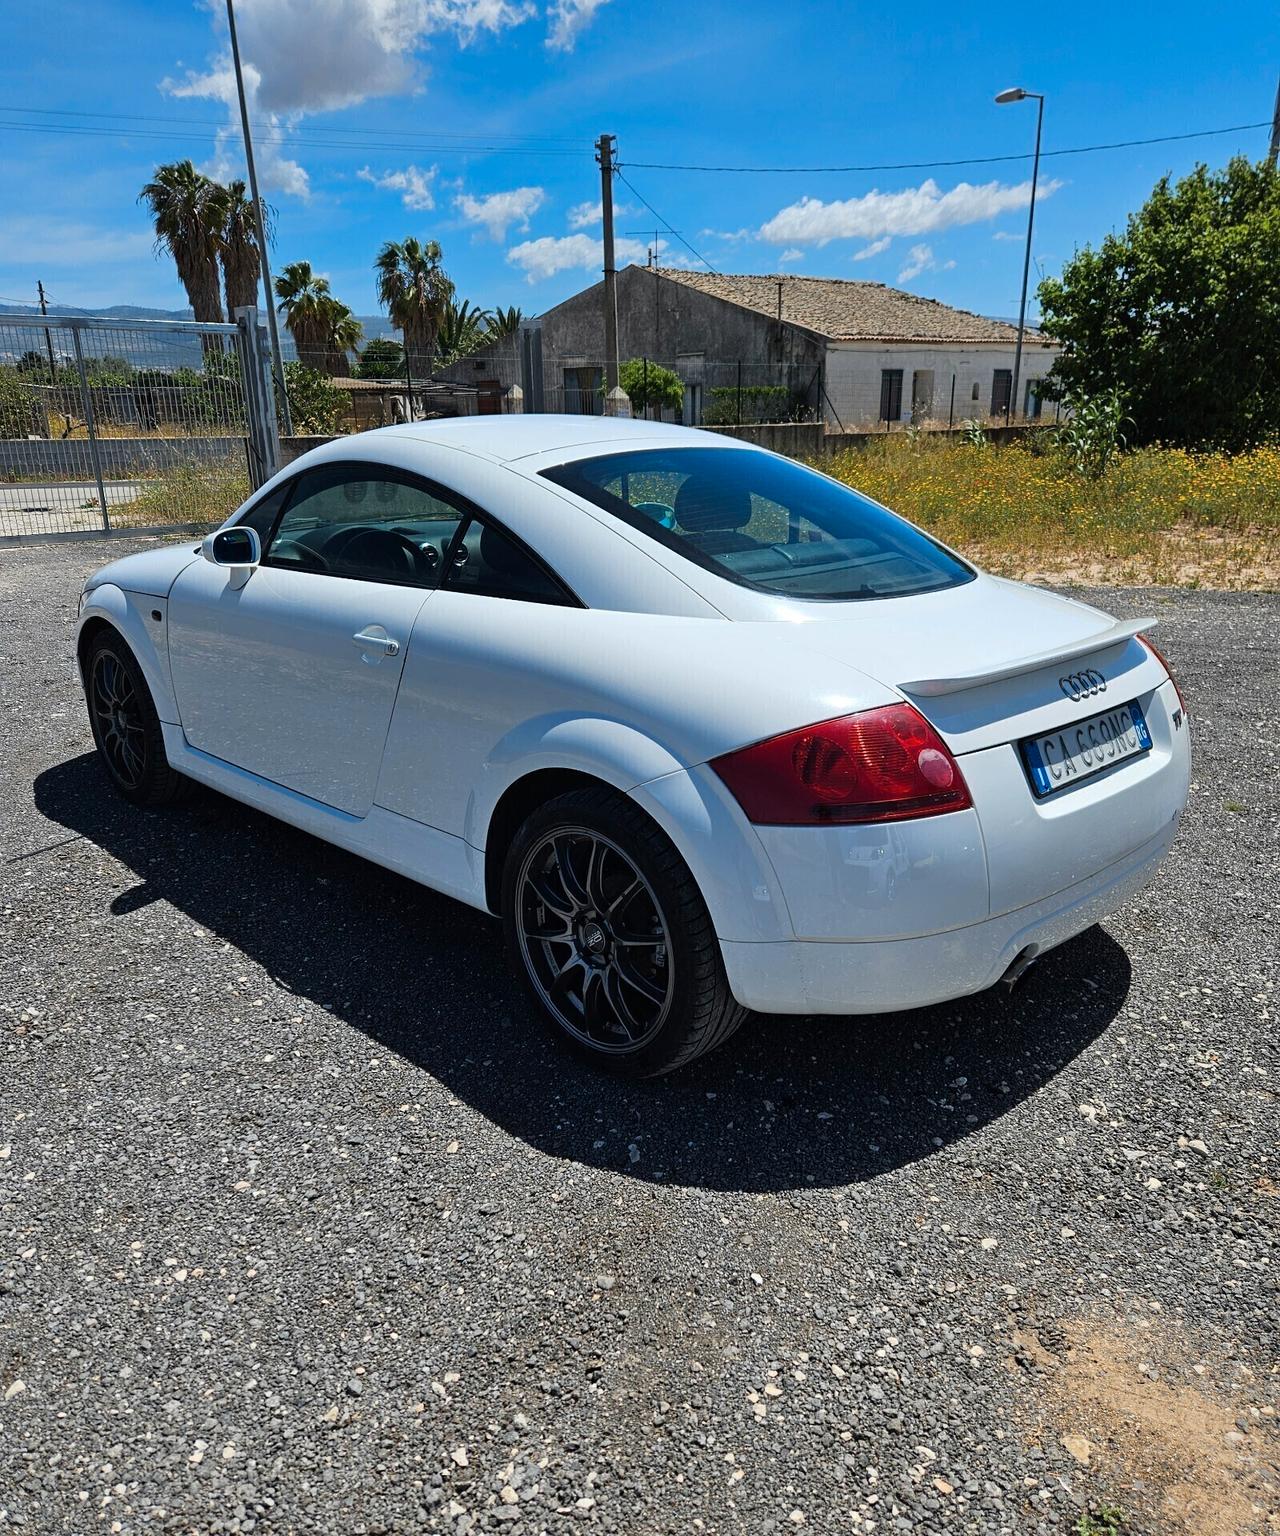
top-left (541, 447), bottom-right (974, 601)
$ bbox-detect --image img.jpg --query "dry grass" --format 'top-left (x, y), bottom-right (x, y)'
top-left (112, 459), bottom-right (250, 530)
top-left (828, 438), bottom-right (1280, 589)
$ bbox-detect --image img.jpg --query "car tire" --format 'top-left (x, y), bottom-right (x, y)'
top-left (502, 786), bottom-right (746, 1077)
top-left (84, 631), bottom-right (191, 807)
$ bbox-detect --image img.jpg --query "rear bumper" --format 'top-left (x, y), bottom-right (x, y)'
top-left (719, 816), bottom-right (1178, 1015)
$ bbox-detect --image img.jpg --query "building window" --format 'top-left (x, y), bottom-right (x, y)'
top-left (991, 369), bottom-right (1012, 418)
top-left (879, 369), bottom-right (904, 423)
top-left (1024, 379), bottom-right (1044, 420)
top-left (971, 381), bottom-right (980, 402)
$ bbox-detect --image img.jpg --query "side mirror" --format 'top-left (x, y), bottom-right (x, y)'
top-left (203, 526), bottom-right (261, 569)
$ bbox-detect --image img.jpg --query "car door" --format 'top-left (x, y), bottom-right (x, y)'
top-left (167, 461), bottom-right (465, 817)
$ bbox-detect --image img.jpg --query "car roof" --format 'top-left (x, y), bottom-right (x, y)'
top-left (375, 413), bottom-right (751, 464)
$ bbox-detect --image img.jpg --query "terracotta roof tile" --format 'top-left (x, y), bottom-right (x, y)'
top-left (649, 267), bottom-right (1044, 345)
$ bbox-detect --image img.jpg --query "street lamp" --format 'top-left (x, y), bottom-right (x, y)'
top-left (995, 86), bottom-right (1044, 423)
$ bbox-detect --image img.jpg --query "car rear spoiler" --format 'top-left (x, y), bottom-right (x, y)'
top-left (900, 617), bottom-right (1156, 698)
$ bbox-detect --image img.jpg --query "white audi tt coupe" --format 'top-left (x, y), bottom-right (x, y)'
top-left (77, 417), bottom-right (1191, 1074)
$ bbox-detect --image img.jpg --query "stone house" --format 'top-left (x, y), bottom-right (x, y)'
top-left (438, 265), bottom-right (1060, 428)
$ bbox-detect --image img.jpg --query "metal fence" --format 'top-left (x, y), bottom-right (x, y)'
top-left (537, 358), bottom-right (824, 426)
top-left (0, 309), bottom-right (278, 539)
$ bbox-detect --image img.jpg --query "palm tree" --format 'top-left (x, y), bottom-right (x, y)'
top-left (436, 298), bottom-right (492, 365)
top-left (374, 237), bottom-right (454, 377)
top-left (275, 262), bottom-right (363, 376)
top-left (324, 305), bottom-right (363, 378)
top-left (274, 260), bottom-right (333, 370)
top-left (486, 305), bottom-right (525, 339)
top-left (220, 179), bottom-right (271, 319)
top-left (138, 159), bottom-right (228, 324)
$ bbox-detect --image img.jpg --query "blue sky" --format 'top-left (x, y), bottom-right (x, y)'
top-left (1, 0), bottom-right (1277, 325)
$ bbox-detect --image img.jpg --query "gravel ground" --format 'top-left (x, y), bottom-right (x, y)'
top-left (1, 536), bottom-right (1277, 1536)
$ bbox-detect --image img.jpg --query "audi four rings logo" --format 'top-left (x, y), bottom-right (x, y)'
top-left (1059, 668), bottom-right (1107, 701)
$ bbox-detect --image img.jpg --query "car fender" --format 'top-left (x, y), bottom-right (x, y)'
top-left (469, 714), bottom-right (794, 944)
top-left (77, 583), bottom-right (179, 725)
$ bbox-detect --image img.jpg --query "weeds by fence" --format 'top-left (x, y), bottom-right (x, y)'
top-left (0, 311), bottom-right (273, 537)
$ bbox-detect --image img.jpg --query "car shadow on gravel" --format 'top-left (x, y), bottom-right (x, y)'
top-left (35, 753), bottom-right (1132, 1194)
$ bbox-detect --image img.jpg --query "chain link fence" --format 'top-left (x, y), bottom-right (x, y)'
top-left (0, 311), bottom-right (278, 539)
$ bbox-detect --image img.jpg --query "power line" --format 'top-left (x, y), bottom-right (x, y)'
top-left (619, 120), bottom-right (1273, 174)
top-left (614, 169), bottom-right (719, 274)
top-left (0, 120), bottom-right (589, 159)
top-left (0, 103), bottom-right (586, 147)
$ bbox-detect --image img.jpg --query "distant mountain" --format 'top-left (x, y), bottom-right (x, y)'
top-left (0, 301), bottom-right (399, 338)
top-left (0, 302), bottom-right (197, 321)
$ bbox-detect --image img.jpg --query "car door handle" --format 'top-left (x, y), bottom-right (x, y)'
top-left (352, 627), bottom-right (400, 658)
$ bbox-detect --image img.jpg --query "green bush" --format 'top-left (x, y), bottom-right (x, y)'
top-left (619, 357), bottom-right (684, 414)
top-left (702, 383), bottom-right (796, 425)
top-left (284, 362), bottom-right (344, 434)
top-left (0, 366), bottom-right (35, 438)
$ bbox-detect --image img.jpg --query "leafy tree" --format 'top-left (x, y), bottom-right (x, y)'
top-left (620, 357), bottom-right (684, 416)
top-left (486, 305), bottom-right (525, 339)
top-left (374, 237), bottom-right (454, 377)
top-left (139, 160), bottom-right (228, 324)
top-left (355, 337), bottom-right (405, 379)
top-left (437, 298), bottom-right (492, 364)
top-left (1038, 156), bottom-right (1280, 450)
top-left (283, 362), bottom-right (345, 434)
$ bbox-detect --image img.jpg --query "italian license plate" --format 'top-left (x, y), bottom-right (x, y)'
top-left (1021, 699), bottom-right (1152, 798)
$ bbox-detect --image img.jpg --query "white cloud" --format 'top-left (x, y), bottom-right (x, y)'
top-left (567, 200), bottom-right (602, 230)
top-left (758, 177), bottom-right (1062, 247)
top-left (506, 231), bottom-right (658, 282)
top-left (992, 229), bottom-right (1022, 241)
top-left (699, 227), bottom-right (753, 243)
top-left (168, 58), bottom-right (311, 197)
top-left (566, 198), bottom-right (635, 230)
top-left (546, 0), bottom-right (611, 50)
top-left (163, 0), bottom-right (536, 197)
top-left (455, 185), bottom-right (546, 240)
top-left (897, 243), bottom-right (956, 283)
top-left (778, 248), bottom-right (804, 264)
top-left (358, 163), bottom-right (438, 210)
top-left (853, 236), bottom-right (891, 262)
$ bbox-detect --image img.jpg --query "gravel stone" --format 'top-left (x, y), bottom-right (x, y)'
top-left (1, 540), bottom-right (1276, 1534)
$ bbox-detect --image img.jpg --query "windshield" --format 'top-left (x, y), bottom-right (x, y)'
top-left (541, 447), bottom-right (974, 601)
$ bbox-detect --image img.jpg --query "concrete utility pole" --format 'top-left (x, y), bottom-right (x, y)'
top-left (1269, 74), bottom-right (1280, 165)
top-left (596, 133), bottom-right (620, 391)
top-left (226, 0), bottom-right (292, 434)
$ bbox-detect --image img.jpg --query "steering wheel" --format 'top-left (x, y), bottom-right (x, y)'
top-left (325, 525), bottom-right (428, 580)
top-left (272, 539), bottom-right (329, 572)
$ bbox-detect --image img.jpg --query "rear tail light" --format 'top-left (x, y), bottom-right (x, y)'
top-left (711, 703), bottom-right (972, 826)
top-left (1139, 633), bottom-right (1188, 716)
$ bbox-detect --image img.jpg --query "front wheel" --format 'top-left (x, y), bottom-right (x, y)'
top-left (84, 632), bottom-right (190, 806)
top-left (502, 787), bottom-right (746, 1077)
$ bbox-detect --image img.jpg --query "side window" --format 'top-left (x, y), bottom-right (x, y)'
top-left (444, 518), bottom-right (574, 606)
top-left (264, 463), bottom-right (464, 586)
top-left (236, 481), bottom-right (291, 542)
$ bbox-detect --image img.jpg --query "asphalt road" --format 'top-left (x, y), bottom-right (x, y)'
top-left (1, 536), bottom-right (1277, 1536)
